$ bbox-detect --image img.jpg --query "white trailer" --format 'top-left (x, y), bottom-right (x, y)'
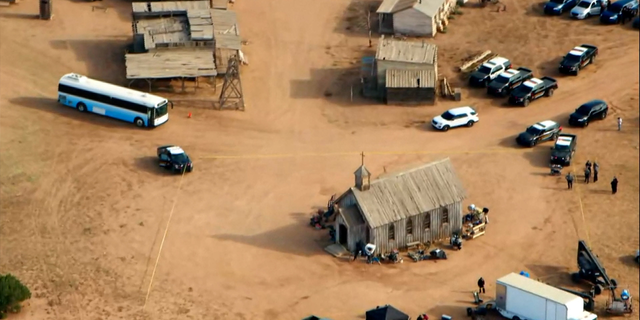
top-left (493, 273), bottom-right (598, 320)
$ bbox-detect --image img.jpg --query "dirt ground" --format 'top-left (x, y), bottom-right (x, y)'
top-left (0, 0), bottom-right (638, 319)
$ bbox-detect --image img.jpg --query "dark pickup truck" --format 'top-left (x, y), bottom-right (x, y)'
top-left (559, 44), bottom-right (598, 75)
top-left (550, 134), bottom-right (577, 166)
top-left (508, 77), bottom-right (558, 107)
top-left (487, 67), bottom-right (534, 97)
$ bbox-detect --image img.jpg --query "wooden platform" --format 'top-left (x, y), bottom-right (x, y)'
top-left (324, 244), bottom-right (351, 259)
top-left (125, 48), bottom-right (217, 79)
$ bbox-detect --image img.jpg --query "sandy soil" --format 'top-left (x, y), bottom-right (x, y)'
top-left (0, 0), bottom-right (638, 319)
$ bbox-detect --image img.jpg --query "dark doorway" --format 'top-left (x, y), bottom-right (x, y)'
top-left (338, 224), bottom-right (348, 245)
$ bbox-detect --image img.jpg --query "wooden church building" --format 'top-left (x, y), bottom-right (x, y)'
top-left (333, 157), bottom-right (467, 254)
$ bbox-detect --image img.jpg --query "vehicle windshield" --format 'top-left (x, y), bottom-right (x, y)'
top-left (554, 144), bottom-right (571, 151)
top-left (575, 105), bottom-right (592, 115)
top-left (440, 111), bottom-right (456, 121)
top-left (155, 101), bottom-right (169, 118)
top-left (476, 66), bottom-right (493, 74)
top-left (550, 0), bottom-right (565, 4)
top-left (563, 54), bottom-right (582, 64)
top-left (577, 1), bottom-right (591, 8)
top-left (493, 75), bottom-right (510, 84)
top-left (525, 126), bottom-right (543, 135)
top-left (172, 153), bottom-right (188, 162)
top-left (513, 85), bottom-right (533, 95)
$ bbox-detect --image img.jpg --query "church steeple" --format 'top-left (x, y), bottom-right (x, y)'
top-left (354, 152), bottom-right (371, 191)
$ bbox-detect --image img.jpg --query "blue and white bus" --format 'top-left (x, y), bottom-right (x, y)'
top-left (57, 73), bottom-right (172, 128)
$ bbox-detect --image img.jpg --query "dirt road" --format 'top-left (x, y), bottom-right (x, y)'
top-left (0, 0), bottom-right (637, 319)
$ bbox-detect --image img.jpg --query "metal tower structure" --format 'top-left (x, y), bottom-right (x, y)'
top-left (218, 55), bottom-right (245, 111)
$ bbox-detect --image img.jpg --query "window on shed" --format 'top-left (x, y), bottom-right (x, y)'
top-left (388, 225), bottom-right (395, 241)
top-left (406, 219), bottom-right (413, 235)
top-left (442, 207), bottom-right (449, 224)
top-left (424, 213), bottom-right (431, 230)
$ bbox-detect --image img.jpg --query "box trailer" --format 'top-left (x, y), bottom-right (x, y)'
top-left (494, 273), bottom-right (598, 320)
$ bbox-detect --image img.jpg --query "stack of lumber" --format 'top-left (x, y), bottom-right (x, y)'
top-left (440, 78), bottom-right (454, 98)
top-left (459, 50), bottom-right (498, 73)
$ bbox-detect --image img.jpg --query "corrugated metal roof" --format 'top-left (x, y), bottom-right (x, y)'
top-left (376, 0), bottom-right (416, 13)
top-left (497, 273), bottom-right (583, 305)
top-left (385, 69), bottom-right (436, 88)
top-left (376, 37), bottom-right (437, 64)
top-left (211, 9), bottom-right (242, 50)
top-left (340, 206), bottom-right (365, 228)
top-left (348, 158), bottom-right (467, 228)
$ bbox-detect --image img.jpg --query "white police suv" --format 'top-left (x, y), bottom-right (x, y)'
top-left (431, 106), bottom-right (479, 131)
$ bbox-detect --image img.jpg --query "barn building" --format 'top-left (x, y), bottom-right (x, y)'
top-left (374, 37), bottom-right (437, 103)
top-left (376, 0), bottom-right (456, 37)
top-left (333, 158), bottom-right (466, 255)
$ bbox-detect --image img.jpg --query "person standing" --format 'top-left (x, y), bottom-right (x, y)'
top-left (566, 172), bottom-right (574, 189)
top-left (585, 160), bottom-right (592, 171)
top-left (478, 277), bottom-right (486, 294)
top-left (593, 162), bottom-right (599, 183)
top-left (618, 117), bottom-right (623, 131)
top-left (621, 6), bottom-right (628, 24)
top-left (584, 167), bottom-right (591, 184)
top-left (611, 176), bottom-right (619, 194)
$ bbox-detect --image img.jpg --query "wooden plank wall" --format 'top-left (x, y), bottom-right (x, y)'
top-left (371, 201), bottom-right (463, 254)
top-left (335, 214), bottom-right (368, 253)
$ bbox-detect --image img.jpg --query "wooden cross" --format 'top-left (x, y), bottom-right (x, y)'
top-left (360, 152), bottom-right (365, 166)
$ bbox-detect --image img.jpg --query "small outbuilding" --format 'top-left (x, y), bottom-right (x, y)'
top-left (365, 305), bottom-right (410, 320)
top-left (377, 0), bottom-right (456, 37)
top-left (385, 69), bottom-right (436, 104)
top-left (333, 157), bottom-right (466, 255)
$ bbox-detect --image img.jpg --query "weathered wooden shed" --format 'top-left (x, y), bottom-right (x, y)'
top-left (385, 69), bottom-right (436, 104)
top-left (334, 158), bottom-right (466, 255)
top-left (375, 37), bottom-right (437, 90)
top-left (376, 0), bottom-right (456, 37)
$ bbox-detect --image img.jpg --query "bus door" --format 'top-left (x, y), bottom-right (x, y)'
top-left (147, 108), bottom-right (153, 127)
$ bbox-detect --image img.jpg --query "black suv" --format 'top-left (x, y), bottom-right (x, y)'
top-left (550, 134), bottom-right (577, 166)
top-left (157, 145), bottom-right (194, 173)
top-left (568, 100), bottom-right (608, 127)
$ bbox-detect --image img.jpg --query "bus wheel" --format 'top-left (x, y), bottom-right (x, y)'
top-left (77, 102), bottom-right (87, 112)
top-left (134, 118), bottom-right (145, 128)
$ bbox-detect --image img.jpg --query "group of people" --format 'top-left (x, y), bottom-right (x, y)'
top-left (565, 160), bottom-right (618, 194)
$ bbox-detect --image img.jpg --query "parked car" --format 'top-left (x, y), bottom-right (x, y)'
top-left (570, 0), bottom-right (606, 18)
top-left (545, 0), bottom-right (578, 14)
top-left (600, 0), bottom-right (639, 24)
top-left (516, 120), bottom-right (563, 147)
top-left (468, 57), bottom-right (512, 87)
top-left (568, 99), bottom-right (609, 127)
top-left (431, 106), bottom-right (479, 132)
top-left (157, 145), bottom-right (194, 173)
top-left (550, 134), bottom-right (577, 166)
top-left (508, 77), bottom-right (558, 106)
top-left (487, 67), bottom-right (534, 97)
top-left (558, 44), bottom-right (598, 75)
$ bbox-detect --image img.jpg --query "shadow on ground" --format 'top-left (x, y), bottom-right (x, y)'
top-left (210, 213), bottom-right (332, 256)
top-left (10, 97), bottom-right (141, 130)
top-left (618, 254), bottom-right (638, 267)
top-left (525, 264), bottom-right (576, 287)
top-left (49, 39), bottom-right (129, 85)
top-left (134, 156), bottom-right (167, 176)
top-left (290, 67), bottom-right (381, 107)
top-left (0, 12), bottom-right (39, 20)
top-left (334, 0), bottom-right (380, 37)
